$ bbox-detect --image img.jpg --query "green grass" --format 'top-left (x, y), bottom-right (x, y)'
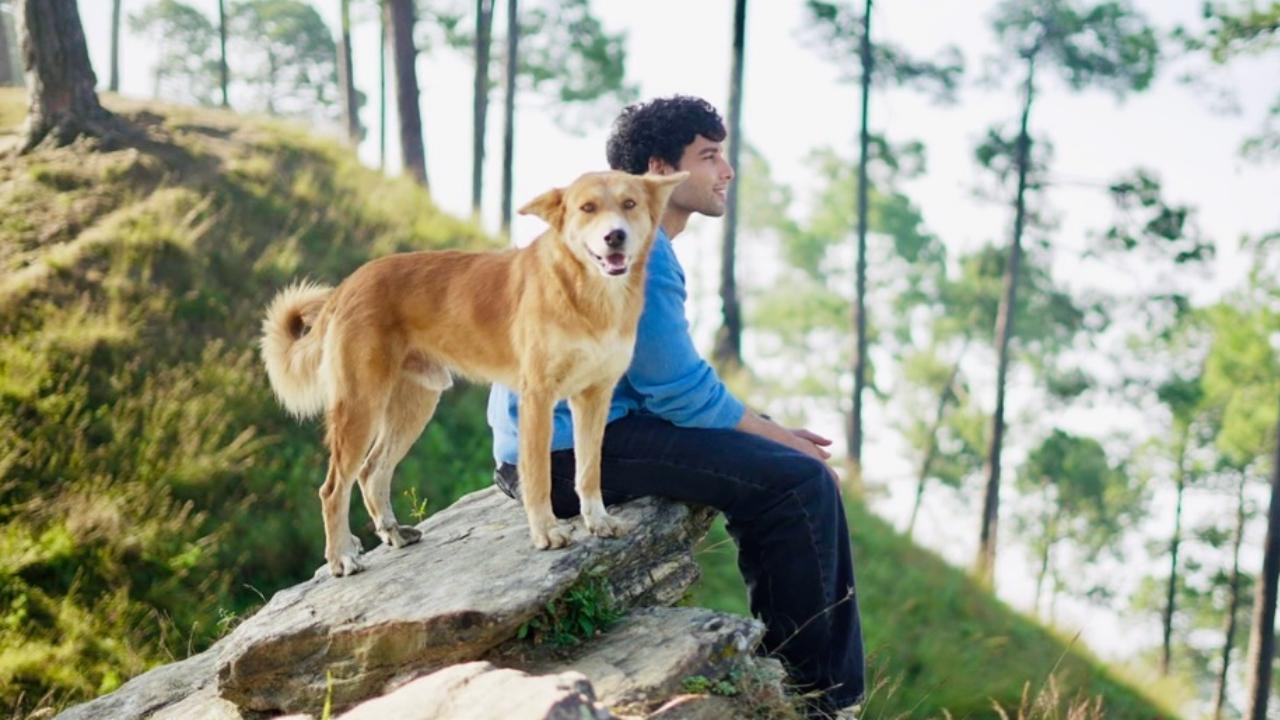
top-left (0, 88), bottom-right (24, 135)
top-left (0, 96), bottom-right (498, 716)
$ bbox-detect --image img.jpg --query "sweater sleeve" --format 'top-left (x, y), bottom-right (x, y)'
top-left (624, 237), bottom-right (745, 428)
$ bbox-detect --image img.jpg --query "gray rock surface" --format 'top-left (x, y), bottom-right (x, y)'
top-left (214, 488), bottom-right (713, 713)
top-left (337, 661), bottom-right (616, 720)
top-left (53, 488), bottom-right (750, 720)
top-left (54, 638), bottom-right (228, 720)
top-left (149, 687), bottom-right (244, 720)
top-left (644, 694), bottom-right (740, 720)
top-left (505, 606), bottom-right (765, 714)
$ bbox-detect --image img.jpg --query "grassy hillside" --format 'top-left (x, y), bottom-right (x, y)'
top-left (691, 508), bottom-right (1186, 719)
top-left (0, 91), bottom-right (497, 715)
top-left (0, 92), bottom-right (1183, 719)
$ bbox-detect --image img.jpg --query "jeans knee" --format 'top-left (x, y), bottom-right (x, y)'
top-left (724, 451), bottom-right (839, 528)
top-left (784, 456), bottom-right (838, 509)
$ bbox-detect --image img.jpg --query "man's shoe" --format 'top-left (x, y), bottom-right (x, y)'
top-left (493, 463), bottom-right (520, 499)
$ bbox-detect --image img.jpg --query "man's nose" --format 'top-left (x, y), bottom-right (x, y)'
top-left (604, 228), bottom-right (627, 249)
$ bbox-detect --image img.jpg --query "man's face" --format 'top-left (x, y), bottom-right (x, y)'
top-left (658, 134), bottom-right (735, 217)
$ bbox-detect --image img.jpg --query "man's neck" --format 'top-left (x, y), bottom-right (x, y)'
top-left (660, 206), bottom-right (692, 240)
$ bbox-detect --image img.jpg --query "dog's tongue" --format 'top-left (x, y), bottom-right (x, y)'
top-left (605, 253), bottom-right (627, 271)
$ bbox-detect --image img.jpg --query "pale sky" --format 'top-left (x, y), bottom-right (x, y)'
top-left (75, 0), bottom-right (1279, 700)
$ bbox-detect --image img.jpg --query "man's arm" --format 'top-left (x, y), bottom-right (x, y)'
top-left (628, 238), bottom-right (837, 478)
top-left (625, 238), bottom-right (745, 427)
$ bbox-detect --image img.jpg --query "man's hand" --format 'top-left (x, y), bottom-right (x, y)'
top-left (790, 428), bottom-right (833, 460)
top-left (735, 411), bottom-right (838, 480)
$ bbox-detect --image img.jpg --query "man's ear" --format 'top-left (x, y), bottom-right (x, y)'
top-left (647, 157), bottom-right (674, 175)
top-left (643, 171), bottom-right (689, 219)
top-left (517, 187), bottom-right (564, 229)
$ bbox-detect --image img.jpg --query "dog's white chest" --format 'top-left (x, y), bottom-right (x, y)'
top-left (553, 331), bottom-right (635, 392)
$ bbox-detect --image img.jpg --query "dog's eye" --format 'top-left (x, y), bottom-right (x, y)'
top-left (622, 198), bottom-right (637, 210)
top-left (580, 202), bottom-right (597, 213)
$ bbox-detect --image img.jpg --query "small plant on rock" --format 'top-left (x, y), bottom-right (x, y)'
top-left (681, 673), bottom-right (739, 697)
top-left (516, 573), bottom-right (624, 647)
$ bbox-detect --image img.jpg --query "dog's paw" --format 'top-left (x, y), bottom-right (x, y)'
top-left (530, 520), bottom-right (573, 550)
top-left (328, 552), bottom-right (365, 578)
top-left (381, 524), bottom-right (422, 549)
top-left (346, 534), bottom-right (364, 555)
top-left (584, 510), bottom-right (627, 539)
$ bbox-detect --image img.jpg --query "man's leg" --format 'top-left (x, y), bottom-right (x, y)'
top-left (496, 413), bottom-right (865, 711)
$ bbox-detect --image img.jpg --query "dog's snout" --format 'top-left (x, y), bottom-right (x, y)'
top-left (604, 229), bottom-right (627, 249)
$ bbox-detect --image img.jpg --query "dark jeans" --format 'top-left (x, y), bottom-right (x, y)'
top-left (493, 413), bottom-right (865, 713)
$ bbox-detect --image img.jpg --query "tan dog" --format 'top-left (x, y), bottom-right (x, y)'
top-left (260, 170), bottom-right (687, 577)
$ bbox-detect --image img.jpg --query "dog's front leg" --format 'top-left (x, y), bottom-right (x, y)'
top-left (569, 382), bottom-right (626, 539)
top-left (518, 387), bottom-right (572, 549)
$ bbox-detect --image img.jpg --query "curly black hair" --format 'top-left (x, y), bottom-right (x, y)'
top-left (605, 95), bottom-right (727, 175)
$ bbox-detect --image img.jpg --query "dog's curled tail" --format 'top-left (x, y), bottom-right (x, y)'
top-left (260, 280), bottom-right (333, 419)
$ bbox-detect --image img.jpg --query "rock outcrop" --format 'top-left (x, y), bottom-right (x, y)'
top-left (56, 487), bottom-right (796, 720)
top-left (336, 662), bottom-right (614, 720)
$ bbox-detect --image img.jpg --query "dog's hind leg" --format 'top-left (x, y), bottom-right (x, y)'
top-left (358, 375), bottom-right (441, 549)
top-left (320, 393), bottom-right (384, 577)
top-left (568, 381), bottom-right (627, 539)
top-left (318, 458), bottom-right (362, 577)
top-left (354, 430), bottom-right (391, 542)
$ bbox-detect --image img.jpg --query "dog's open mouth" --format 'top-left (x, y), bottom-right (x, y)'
top-left (588, 249), bottom-right (629, 276)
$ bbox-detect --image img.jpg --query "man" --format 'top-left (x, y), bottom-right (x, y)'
top-left (488, 95), bottom-right (864, 716)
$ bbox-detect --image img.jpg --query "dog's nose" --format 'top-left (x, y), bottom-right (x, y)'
top-left (604, 229), bottom-right (627, 249)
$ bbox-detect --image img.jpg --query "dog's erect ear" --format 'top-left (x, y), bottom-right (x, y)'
top-left (518, 187), bottom-right (565, 229)
top-left (643, 171), bottom-right (689, 219)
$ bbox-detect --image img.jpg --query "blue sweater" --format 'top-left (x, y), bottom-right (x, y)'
top-left (487, 228), bottom-right (746, 465)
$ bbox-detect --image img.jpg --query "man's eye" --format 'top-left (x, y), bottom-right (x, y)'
top-left (580, 202), bottom-right (597, 213)
top-left (622, 198), bottom-right (637, 210)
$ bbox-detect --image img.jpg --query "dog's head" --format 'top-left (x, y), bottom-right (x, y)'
top-left (519, 170), bottom-right (689, 278)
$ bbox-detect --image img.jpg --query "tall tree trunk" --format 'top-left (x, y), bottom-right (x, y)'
top-left (975, 51), bottom-right (1036, 587)
top-left (337, 0), bottom-right (360, 144)
top-left (17, 0), bottom-right (117, 152)
top-left (379, 0), bottom-right (386, 170)
top-left (1161, 429), bottom-right (1189, 676)
top-left (387, 0), bottom-right (426, 186)
top-left (906, 346), bottom-right (965, 538)
top-left (1034, 539), bottom-right (1050, 616)
top-left (471, 0), bottom-right (495, 219)
top-left (500, 0), bottom-right (518, 236)
top-left (1213, 471), bottom-right (1249, 720)
top-left (266, 51), bottom-right (277, 115)
top-left (109, 0), bottom-right (121, 92)
top-left (0, 7), bottom-right (20, 86)
top-left (849, 0), bottom-right (873, 473)
top-left (1244, 397), bottom-right (1280, 720)
top-left (1048, 574), bottom-right (1059, 623)
top-left (712, 0), bottom-right (747, 372)
top-left (217, 0), bottom-right (229, 107)
top-left (1033, 491), bottom-right (1058, 616)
